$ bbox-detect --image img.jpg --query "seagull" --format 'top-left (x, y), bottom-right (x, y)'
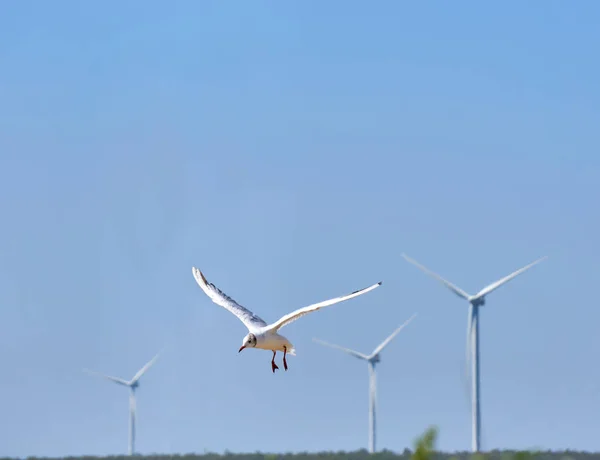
top-left (192, 266), bottom-right (382, 373)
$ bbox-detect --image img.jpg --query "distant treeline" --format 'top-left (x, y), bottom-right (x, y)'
top-left (4, 427), bottom-right (597, 460)
top-left (3, 449), bottom-right (599, 460)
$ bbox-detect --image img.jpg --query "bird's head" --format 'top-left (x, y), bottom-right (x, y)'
top-left (239, 333), bottom-right (257, 353)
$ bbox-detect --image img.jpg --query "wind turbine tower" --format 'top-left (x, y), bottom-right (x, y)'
top-left (401, 254), bottom-right (547, 453)
top-left (84, 351), bottom-right (161, 456)
top-left (313, 313), bottom-right (417, 454)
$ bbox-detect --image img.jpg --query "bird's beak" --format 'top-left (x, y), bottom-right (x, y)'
top-left (238, 346), bottom-right (246, 353)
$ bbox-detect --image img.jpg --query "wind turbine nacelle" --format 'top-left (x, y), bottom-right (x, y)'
top-left (130, 381), bottom-right (140, 389)
top-left (470, 297), bottom-right (485, 307)
top-left (370, 355), bottom-right (381, 364)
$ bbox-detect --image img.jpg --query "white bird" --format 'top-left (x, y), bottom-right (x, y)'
top-left (192, 266), bottom-right (382, 373)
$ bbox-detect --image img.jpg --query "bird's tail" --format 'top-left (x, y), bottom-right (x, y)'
top-left (286, 347), bottom-right (296, 356)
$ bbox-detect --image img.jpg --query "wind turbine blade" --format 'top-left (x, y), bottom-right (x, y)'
top-left (402, 254), bottom-right (471, 300)
top-left (130, 351), bottom-right (161, 384)
top-left (473, 256), bottom-right (548, 299)
top-left (83, 368), bottom-right (130, 387)
top-left (312, 338), bottom-right (369, 360)
top-left (369, 313), bottom-right (417, 358)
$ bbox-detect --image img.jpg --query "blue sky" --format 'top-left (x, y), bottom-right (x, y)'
top-left (1, 0), bottom-right (599, 457)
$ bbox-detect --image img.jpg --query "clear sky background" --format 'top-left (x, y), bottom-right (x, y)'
top-left (1, 1), bottom-right (599, 458)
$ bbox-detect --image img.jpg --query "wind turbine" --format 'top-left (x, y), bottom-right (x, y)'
top-left (401, 253), bottom-right (547, 453)
top-left (313, 313), bottom-right (417, 454)
top-left (84, 351), bottom-right (161, 456)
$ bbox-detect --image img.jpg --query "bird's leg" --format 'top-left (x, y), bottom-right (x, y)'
top-left (271, 351), bottom-right (279, 373)
top-left (283, 346), bottom-right (288, 371)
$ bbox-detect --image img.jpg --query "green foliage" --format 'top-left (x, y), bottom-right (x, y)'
top-left (412, 426), bottom-right (438, 460)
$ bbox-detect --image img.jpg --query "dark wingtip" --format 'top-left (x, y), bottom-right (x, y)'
top-left (351, 281), bottom-right (383, 295)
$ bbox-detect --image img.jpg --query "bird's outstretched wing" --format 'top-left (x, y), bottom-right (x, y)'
top-left (267, 281), bottom-right (382, 332)
top-left (192, 267), bottom-right (268, 331)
